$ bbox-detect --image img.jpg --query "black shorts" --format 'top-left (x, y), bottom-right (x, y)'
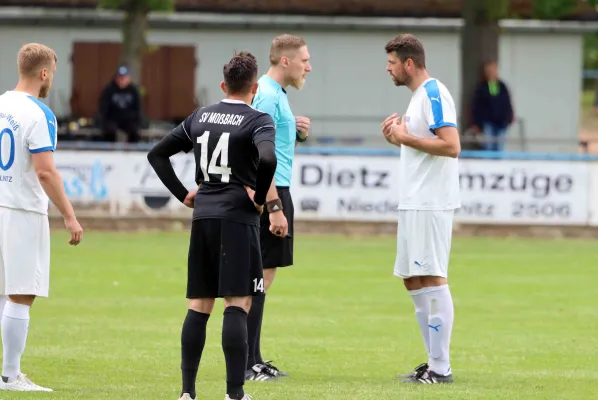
top-left (187, 219), bottom-right (264, 298)
top-left (260, 187), bottom-right (294, 269)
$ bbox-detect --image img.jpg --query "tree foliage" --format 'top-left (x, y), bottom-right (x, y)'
top-left (97, 0), bottom-right (175, 86)
top-left (99, 0), bottom-right (174, 12)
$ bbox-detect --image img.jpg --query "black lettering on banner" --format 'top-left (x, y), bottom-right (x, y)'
top-left (300, 164), bottom-right (389, 188)
top-left (337, 170), bottom-right (355, 188)
top-left (459, 169), bottom-right (574, 199)
top-left (454, 202), bottom-right (494, 217)
top-left (511, 202), bottom-right (571, 219)
top-left (337, 198), bottom-right (399, 213)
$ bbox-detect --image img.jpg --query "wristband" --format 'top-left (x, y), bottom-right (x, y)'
top-left (266, 199), bottom-right (283, 213)
top-left (296, 131), bottom-right (308, 143)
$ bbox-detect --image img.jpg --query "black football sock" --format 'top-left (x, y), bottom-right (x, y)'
top-left (181, 309), bottom-right (210, 399)
top-left (255, 293), bottom-right (266, 365)
top-left (222, 306), bottom-right (248, 400)
top-left (247, 294), bottom-right (265, 369)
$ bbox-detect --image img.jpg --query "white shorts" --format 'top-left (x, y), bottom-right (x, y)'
top-left (0, 207), bottom-right (51, 297)
top-left (394, 210), bottom-right (454, 279)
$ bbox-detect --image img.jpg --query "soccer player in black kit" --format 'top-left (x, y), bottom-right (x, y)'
top-left (147, 51), bottom-right (277, 400)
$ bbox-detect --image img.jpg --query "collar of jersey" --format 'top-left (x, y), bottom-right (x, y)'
top-left (414, 77), bottom-right (435, 93)
top-left (221, 99), bottom-right (246, 105)
top-left (261, 75), bottom-right (286, 94)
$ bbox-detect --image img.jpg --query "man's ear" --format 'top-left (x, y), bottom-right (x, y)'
top-left (220, 81), bottom-right (227, 94)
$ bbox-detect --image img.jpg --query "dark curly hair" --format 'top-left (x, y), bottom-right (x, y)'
top-left (385, 34), bottom-right (426, 68)
top-left (223, 51), bottom-right (258, 94)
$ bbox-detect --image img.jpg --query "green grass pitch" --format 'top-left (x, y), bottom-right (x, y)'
top-left (2, 231), bottom-right (597, 399)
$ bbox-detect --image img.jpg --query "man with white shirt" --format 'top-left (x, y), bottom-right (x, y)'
top-left (0, 43), bottom-right (83, 392)
top-left (381, 33), bottom-right (461, 384)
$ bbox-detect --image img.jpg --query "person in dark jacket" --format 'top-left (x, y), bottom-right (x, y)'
top-left (471, 61), bottom-right (514, 151)
top-left (98, 65), bottom-right (142, 143)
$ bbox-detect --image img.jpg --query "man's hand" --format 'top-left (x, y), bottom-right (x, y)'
top-left (183, 187), bottom-right (198, 208)
top-left (382, 113), bottom-right (409, 145)
top-left (269, 210), bottom-right (288, 238)
top-left (245, 186), bottom-right (264, 215)
top-left (296, 116), bottom-right (311, 140)
top-left (64, 216), bottom-right (83, 246)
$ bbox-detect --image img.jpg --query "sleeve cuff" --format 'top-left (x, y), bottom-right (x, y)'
top-left (29, 146), bottom-right (54, 153)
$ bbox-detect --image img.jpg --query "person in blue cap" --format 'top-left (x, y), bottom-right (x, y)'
top-left (98, 65), bottom-right (142, 143)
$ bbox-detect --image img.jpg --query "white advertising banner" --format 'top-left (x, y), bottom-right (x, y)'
top-left (290, 155), bottom-right (591, 225)
top-left (53, 151), bottom-right (592, 225)
top-left (55, 151), bottom-right (197, 216)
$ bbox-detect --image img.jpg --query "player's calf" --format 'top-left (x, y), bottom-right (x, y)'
top-left (2, 296), bottom-right (36, 387)
top-left (180, 304), bottom-right (211, 400)
top-left (223, 297), bottom-right (252, 400)
top-left (263, 268), bottom-right (277, 292)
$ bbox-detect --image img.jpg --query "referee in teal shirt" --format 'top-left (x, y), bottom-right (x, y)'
top-left (244, 34), bottom-right (312, 382)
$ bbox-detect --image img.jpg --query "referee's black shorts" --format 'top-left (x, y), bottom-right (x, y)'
top-left (260, 187), bottom-right (294, 269)
top-left (187, 218), bottom-right (264, 298)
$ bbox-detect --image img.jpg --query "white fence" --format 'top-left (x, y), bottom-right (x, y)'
top-left (54, 151), bottom-right (598, 226)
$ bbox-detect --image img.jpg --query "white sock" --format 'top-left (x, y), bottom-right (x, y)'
top-left (426, 285), bottom-right (454, 375)
top-left (1, 302), bottom-right (30, 379)
top-left (409, 288), bottom-right (430, 357)
top-left (0, 296), bottom-right (7, 323)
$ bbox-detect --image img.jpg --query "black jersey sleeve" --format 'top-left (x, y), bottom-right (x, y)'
top-left (169, 112), bottom-right (196, 153)
top-left (251, 112), bottom-right (277, 205)
top-left (252, 112), bottom-right (276, 146)
top-left (254, 140), bottom-right (277, 206)
top-left (147, 133), bottom-right (191, 204)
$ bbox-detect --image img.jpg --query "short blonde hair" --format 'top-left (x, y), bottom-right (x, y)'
top-left (18, 43), bottom-right (57, 77)
top-left (269, 34), bottom-right (306, 65)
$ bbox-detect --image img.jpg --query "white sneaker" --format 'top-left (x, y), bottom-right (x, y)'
top-left (0, 373), bottom-right (53, 392)
top-left (225, 395), bottom-right (252, 400)
top-left (179, 394), bottom-right (196, 400)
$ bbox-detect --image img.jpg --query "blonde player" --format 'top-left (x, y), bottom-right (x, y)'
top-left (0, 43), bottom-right (83, 392)
top-left (381, 34), bottom-right (461, 384)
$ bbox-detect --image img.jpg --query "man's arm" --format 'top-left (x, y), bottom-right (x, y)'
top-left (264, 178), bottom-right (278, 201)
top-left (401, 126), bottom-right (460, 158)
top-left (147, 116), bottom-right (194, 203)
top-left (32, 152), bottom-right (76, 219)
top-left (27, 112), bottom-right (72, 212)
top-left (27, 112), bottom-right (83, 244)
top-left (251, 115), bottom-right (280, 203)
top-left (412, 84), bottom-right (461, 158)
top-left (254, 140), bottom-right (277, 206)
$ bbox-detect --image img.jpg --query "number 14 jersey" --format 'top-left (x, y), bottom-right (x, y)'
top-left (171, 99), bottom-right (276, 226)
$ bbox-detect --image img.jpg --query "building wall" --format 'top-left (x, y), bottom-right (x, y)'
top-left (0, 25), bottom-right (582, 152)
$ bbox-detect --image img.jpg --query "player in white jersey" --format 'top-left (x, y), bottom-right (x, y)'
top-left (381, 34), bottom-right (461, 384)
top-left (0, 43), bottom-right (83, 392)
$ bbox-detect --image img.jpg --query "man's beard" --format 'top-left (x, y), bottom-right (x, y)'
top-left (392, 74), bottom-right (411, 87)
top-left (290, 77), bottom-right (305, 90)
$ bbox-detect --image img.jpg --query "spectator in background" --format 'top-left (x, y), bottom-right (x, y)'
top-left (98, 65), bottom-right (142, 143)
top-left (471, 61), bottom-right (514, 152)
